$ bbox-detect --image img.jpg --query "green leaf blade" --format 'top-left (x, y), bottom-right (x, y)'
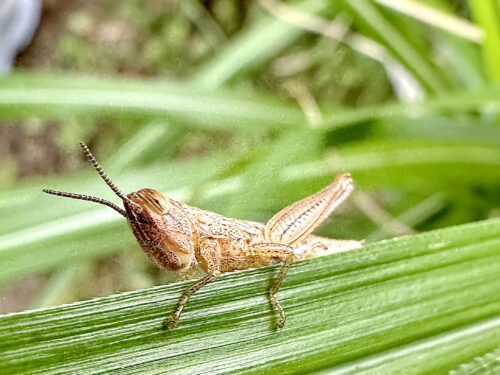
top-left (1, 218), bottom-right (500, 374)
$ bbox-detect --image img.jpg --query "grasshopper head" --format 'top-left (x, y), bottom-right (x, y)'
top-left (43, 143), bottom-right (195, 272)
top-left (124, 188), bottom-right (195, 272)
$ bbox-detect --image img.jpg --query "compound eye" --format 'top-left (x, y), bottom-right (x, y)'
top-left (146, 191), bottom-right (170, 214)
top-left (157, 198), bottom-right (171, 215)
top-left (129, 189), bottom-right (171, 215)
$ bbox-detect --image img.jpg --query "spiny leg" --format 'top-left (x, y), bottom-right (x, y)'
top-left (270, 257), bottom-right (293, 328)
top-left (164, 238), bottom-right (221, 330)
top-left (243, 243), bottom-right (294, 329)
top-left (164, 273), bottom-right (218, 329)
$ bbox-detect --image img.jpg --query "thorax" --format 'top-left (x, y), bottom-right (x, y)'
top-left (182, 205), bottom-right (266, 246)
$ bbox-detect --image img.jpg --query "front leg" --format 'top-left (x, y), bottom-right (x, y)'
top-left (164, 238), bottom-right (221, 329)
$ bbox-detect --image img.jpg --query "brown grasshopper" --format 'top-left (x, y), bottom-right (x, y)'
top-left (44, 143), bottom-right (362, 329)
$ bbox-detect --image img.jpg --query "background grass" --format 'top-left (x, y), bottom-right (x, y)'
top-left (1, 0), bottom-right (500, 373)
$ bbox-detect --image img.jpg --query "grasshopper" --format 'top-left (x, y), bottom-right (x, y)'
top-left (44, 143), bottom-right (362, 329)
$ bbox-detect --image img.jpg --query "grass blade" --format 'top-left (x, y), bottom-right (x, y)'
top-left (1, 218), bottom-right (499, 374)
top-left (339, 0), bottom-right (450, 93)
top-left (2, 73), bottom-right (500, 133)
top-left (0, 73), bottom-right (305, 131)
top-left (468, 0), bottom-right (500, 81)
top-left (192, 0), bottom-right (328, 89)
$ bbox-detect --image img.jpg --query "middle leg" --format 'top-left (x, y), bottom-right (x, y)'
top-left (238, 243), bottom-right (294, 328)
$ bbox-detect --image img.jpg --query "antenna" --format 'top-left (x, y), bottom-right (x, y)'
top-left (42, 142), bottom-right (132, 217)
top-left (79, 142), bottom-right (127, 201)
top-left (42, 189), bottom-right (127, 217)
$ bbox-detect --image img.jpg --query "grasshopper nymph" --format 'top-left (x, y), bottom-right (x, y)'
top-left (44, 143), bottom-right (362, 329)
